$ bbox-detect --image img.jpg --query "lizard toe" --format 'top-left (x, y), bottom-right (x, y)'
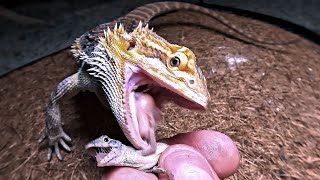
top-left (54, 142), bottom-right (63, 161)
top-left (62, 132), bottom-right (72, 142)
top-left (59, 139), bottom-right (71, 152)
top-left (47, 147), bottom-right (53, 161)
top-left (38, 129), bottom-right (47, 143)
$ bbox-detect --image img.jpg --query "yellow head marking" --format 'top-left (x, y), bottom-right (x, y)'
top-left (131, 22), bottom-right (172, 57)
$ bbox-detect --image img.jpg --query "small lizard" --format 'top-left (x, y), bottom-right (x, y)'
top-left (85, 135), bottom-right (169, 172)
top-left (39, 1), bottom-right (271, 161)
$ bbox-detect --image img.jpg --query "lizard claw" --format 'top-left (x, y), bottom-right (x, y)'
top-left (39, 127), bottom-right (72, 161)
top-left (38, 130), bottom-right (46, 144)
top-left (147, 166), bottom-right (174, 180)
top-left (147, 166), bottom-right (166, 174)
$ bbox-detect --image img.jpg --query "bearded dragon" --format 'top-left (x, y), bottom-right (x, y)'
top-left (39, 1), bottom-right (269, 161)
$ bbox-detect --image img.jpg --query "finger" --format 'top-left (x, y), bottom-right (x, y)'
top-left (54, 142), bottom-right (62, 161)
top-left (62, 132), bottom-right (72, 142)
top-left (158, 144), bottom-right (219, 180)
top-left (102, 167), bottom-right (158, 180)
top-left (47, 147), bottom-right (52, 161)
top-left (160, 130), bottom-right (240, 179)
top-left (59, 139), bottom-right (71, 152)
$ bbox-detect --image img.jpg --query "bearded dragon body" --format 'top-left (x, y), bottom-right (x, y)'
top-left (39, 1), bottom-right (264, 161)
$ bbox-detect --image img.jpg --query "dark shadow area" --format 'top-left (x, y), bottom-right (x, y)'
top-left (199, 3), bottom-right (320, 45)
top-left (0, 0), bottom-right (319, 76)
top-left (72, 91), bottom-right (130, 145)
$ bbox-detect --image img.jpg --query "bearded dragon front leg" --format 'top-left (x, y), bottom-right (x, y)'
top-left (39, 70), bottom-right (100, 160)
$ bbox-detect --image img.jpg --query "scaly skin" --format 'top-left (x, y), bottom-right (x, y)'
top-left (85, 135), bottom-right (169, 172)
top-left (40, 1), bottom-right (275, 161)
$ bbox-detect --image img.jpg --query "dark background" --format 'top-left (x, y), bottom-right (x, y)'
top-left (0, 0), bottom-right (319, 76)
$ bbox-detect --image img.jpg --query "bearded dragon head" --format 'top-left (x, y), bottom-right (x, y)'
top-left (130, 23), bottom-right (210, 109)
top-left (101, 22), bottom-right (210, 110)
top-left (98, 22), bottom-right (210, 155)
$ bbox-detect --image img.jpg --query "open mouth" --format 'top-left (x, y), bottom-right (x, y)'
top-left (133, 83), bottom-right (206, 110)
top-left (85, 136), bottom-right (122, 167)
top-left (121, 64), bottom-right (207, 155)
top-left (87, 146), bottom-right (115, 167)
top-left (87, 146), bottom-right (116, 166)
top-left (87, 146), bottom-right (112, 157)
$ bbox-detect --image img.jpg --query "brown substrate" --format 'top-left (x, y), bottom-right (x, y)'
top-left (0, 10), bottom-right (319, 180)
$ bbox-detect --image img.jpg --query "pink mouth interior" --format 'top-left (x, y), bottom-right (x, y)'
top-left (87, 147), bottom-right (115, 166)
top-left (123, 65), bottom-right (205, 155)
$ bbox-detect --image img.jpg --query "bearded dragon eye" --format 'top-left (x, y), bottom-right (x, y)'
top-left (170, 57), bottom-right (180, 67)
top-left (103, 137), bottom-right (109, 142)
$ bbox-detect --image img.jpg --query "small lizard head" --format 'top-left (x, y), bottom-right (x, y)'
top-left (85, 135), bottom-right (123, 167)
top-left (100, 22), bottom-right (210, 109)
